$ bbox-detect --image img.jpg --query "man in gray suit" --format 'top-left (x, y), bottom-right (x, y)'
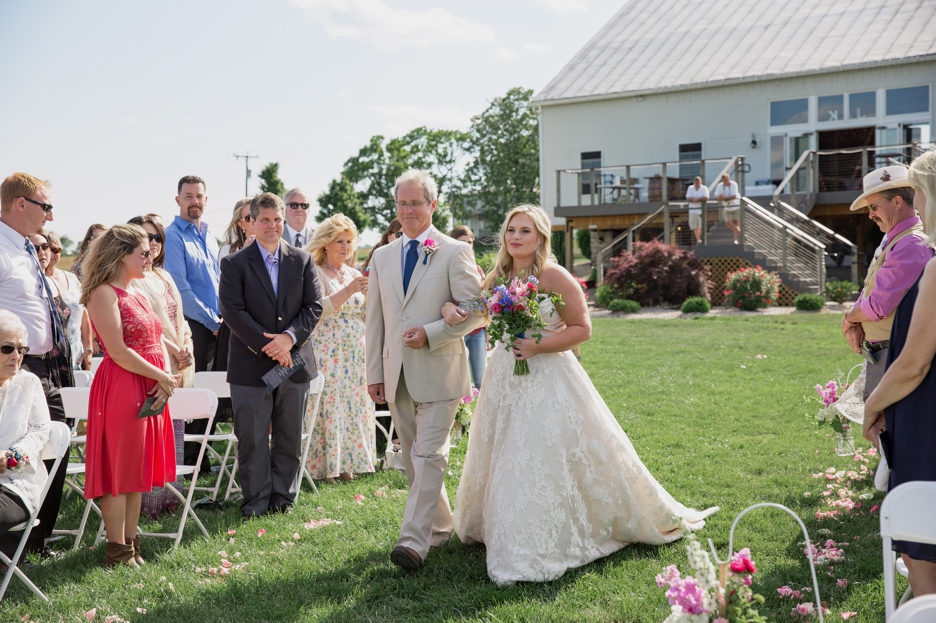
top-left (219, 192), bottom-right (323, 519)
top-left (282, 187), bottom-right (315, 247)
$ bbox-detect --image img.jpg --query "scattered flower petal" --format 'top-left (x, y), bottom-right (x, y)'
top-left (85, 608), bottom-right (97, 621)
top-left (293, 532), bottom-right (301, 540)
top-left (227, 529), bottom-right (236, 536)
top-left (257, 529), bottom-right (266, 537)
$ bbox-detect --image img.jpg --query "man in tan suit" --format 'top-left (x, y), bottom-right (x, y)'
top-left (366, 169), bottom-right (484, 571)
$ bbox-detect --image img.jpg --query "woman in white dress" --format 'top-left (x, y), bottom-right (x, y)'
top-left (450, 204), bottom-right (718, 586)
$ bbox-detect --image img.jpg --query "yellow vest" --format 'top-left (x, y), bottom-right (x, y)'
top-left (860, 222), bottom-right (926, 342)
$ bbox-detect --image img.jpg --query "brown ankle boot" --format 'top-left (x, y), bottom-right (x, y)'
top-left (129, 536), bottom-right (145, 565)
top-left (104, 542), bottom-right (139, 568)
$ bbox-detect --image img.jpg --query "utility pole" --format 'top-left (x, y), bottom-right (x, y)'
top-left (233, 152), bottom-right (258, 196)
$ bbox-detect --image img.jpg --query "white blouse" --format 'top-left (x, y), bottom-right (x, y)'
top-left (0, 370), bottom-right (51, 513)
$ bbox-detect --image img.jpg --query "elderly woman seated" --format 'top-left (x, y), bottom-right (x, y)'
top-left (0, 309), bottom-right (51, 556)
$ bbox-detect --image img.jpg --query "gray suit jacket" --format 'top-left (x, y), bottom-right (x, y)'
top-left (282, 225), bottom-right (315, 248)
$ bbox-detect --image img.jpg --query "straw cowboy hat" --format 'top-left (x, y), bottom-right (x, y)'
top-left (849, 165), bottom-right (913, 211)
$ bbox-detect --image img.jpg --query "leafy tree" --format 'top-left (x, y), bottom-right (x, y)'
top-left (316, 175), bottom-right (370, 233)
top-left (551, 231), bottom-right (565, 261)
top-left (464, 87), bottom-right (540, 232)
top-left (341, 128), bottom-right (469, 232)
top-left (258, 162), bottom-right (286, 196)
top-left (59, 234), bottom-right (75, 256)
top-left (576, 229), bottom-right (592, 260)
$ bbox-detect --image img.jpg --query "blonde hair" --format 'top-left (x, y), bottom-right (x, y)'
top-left (483, 204), bottom-right (555, 290)
top-left (306, 214), bottom-right (359, 266)
top-left (79, 224), bottom-right (148, 305)
top-left (0, 172), bottom-right (47, 213)
top-left (223, 197), bottom-right (254, 252)
top-left (908, 150), bottom-right (936, 247)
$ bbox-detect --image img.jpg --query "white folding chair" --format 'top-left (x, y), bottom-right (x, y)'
top-left (137, 388), bottom-right (217, 548)
top-left (192, 371), bottom-right (239, 501)
top-left (298, 373), bottom-right (326, 494)
top-left (89, 357), bottom-right (103, 375)
top-left (72, 370), bottom-right (93, 388)
top-left (881, 481), bottom-right (936, 620)
top-left (0, 421), bottom-right (71, 603)
top-left (376, 408), bottom-right (404, 473)
top-left (52, 387), bottom-right (102, 551)
top-left (890, 595), bottom-right (936, 623)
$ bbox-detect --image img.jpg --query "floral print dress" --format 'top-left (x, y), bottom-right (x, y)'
top-left (304, 265), bottom-right (375, 479)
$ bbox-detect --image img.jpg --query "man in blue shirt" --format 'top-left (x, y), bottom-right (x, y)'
top-left (164, 175), bottom-right (221, 470)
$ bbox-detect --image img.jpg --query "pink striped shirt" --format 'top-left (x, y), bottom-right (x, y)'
top-left (858, 216), bottom-right (933, 323)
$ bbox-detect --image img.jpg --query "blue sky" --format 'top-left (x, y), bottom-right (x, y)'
top-left (0, 0), bottom-right (622, 245)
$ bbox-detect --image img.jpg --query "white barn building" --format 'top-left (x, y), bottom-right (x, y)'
top-left (534, 0), bottom-right (935, 297)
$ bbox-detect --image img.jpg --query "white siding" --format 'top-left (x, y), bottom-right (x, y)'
top-left (540, 62), bottom-right (936, 224)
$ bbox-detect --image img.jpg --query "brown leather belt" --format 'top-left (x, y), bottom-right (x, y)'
top-left (866, 340), bottom-right (890, 353)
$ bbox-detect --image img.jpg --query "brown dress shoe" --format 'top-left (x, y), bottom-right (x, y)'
top-left (390, 545), bottom-right (422, 572)
top-left (104, 542), bottom-right (139, 569)
top-left (129, 536), bottom-right (145, 565)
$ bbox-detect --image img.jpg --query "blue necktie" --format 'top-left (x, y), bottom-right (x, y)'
top-left (402, 240), bottom-right (419, 295)
top-left (25, 239), bottom-right (67, 351)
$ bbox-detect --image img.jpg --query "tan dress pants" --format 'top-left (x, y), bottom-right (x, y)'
top-left (389, 372), bottom-right (459, 559)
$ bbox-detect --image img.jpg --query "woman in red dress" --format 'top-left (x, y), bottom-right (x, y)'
top-left (81, 224), bottom-right (180, 567)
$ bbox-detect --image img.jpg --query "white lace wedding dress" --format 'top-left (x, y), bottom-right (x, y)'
top-left (452, 300), bottom-right (718, 585)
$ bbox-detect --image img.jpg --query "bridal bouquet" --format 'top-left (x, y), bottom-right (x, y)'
top-left (481, 274), bottom-right (562, 376)
top-left (656, 520), bottom-right (766, 623)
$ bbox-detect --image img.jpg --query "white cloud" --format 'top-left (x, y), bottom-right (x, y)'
top-left (494, 48), bottom-right (519, 61)
top-left (289, 0), bottom-right (495, 51)
top-left (536, 0), bottom-right (587, 13)
top-left (368, 104), bottom-right (475, 136)
top-left (524, 43), bottom-right (549, 54)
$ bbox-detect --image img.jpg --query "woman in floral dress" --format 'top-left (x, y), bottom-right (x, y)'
top-left (303, 215), bottom-right (374, 482)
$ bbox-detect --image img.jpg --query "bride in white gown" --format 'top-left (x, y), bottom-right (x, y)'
top-left (449, 204), bottom-right (718, 586)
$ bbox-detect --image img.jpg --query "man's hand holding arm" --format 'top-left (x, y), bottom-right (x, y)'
top-left (423, 244), bottom-right (485, 352)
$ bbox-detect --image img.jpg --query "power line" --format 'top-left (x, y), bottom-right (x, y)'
top-left (233, 152), bottom-right (258, 196)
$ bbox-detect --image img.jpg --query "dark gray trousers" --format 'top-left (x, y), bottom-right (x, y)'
top-left (231, 379), bottom-right (310, 517)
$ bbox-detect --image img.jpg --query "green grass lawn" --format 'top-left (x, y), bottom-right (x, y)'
top-left (0, 315), bottom-right (893, 622)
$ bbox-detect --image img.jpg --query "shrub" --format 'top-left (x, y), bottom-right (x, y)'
top-left (603, 241), bottom-right (711, 307)
top-left (595, 284), bottom-right (616, 308)
top-left (824, 280), bottom-right (859, 304)
top-left (476, 250), bottom-right (497, 274)
top-left (551, 231), bottom-right (565, 261)
top-left (608, 299), bottom-right (641, 313)
top-left (723, 265), bottom-right (781, 311)
top-left (794, 293), bottom-right (826, 310)
top-left (681, 296), bottom-right (711, 314)
top-left (576, 229), bottom-right (591, 259)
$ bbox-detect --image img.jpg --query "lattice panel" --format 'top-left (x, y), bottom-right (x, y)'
top-left (700, 257), bottom-right (798, 307)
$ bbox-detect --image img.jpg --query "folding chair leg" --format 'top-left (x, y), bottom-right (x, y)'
top-left (302, 466), bottom-right (319, 494)
top-left (0, 528), bottom-right (49, 603)
top-left (71, 499), bottom-right (100, 552)
top-left (224, 456), bottom-right (241, 501)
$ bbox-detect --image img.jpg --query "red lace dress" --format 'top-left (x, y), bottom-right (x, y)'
top-left (84, 285), bottom-right (176, 499)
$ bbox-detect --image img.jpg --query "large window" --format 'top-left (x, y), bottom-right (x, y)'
top-left (679, 143), bottom-right (702, 180)
top-left (581, 151), bottom-right (601, 195)
top-left (849, 91), bottom-right (876, 119)
top-left (817, 95), bottom-right (844, 123)
top-left (770, 98), bottom-right (809, 126)
top-left (886, 85), bottom-right (930, 116)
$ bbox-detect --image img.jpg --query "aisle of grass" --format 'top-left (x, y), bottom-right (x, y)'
top-left (0, 314), bottom-right (891, 622)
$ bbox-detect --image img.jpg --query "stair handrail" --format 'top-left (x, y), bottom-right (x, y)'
top-left (596, 203), bottom-right (667, 281)
top-left (709, 155), bottom-right (741, 190)
top-left (742, 197), bottom-right (824, 251)
top-left (772, 148), bottom-right (814, 208)
top-left (773, 200), bottom-right (857, 251)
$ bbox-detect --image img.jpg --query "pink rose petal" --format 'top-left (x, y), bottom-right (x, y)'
top-left (85, 609), bottom-right (97, 621)
top-left (257, 528), bottom-right (266, 537)
top-left (227, 529), bottom-right (236, 536)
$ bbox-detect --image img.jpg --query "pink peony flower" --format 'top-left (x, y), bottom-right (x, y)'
top-left (836, 578), bottom-right (848, 589)
top-left (795, 602), bottom-right (815, 615)
top-left (778, 586), bottom-right (794, 597)
top-left (730, 548), bottom-right (756, 573)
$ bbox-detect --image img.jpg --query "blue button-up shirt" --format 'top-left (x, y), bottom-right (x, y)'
top-left (164, 215), bottom-right (221, 331)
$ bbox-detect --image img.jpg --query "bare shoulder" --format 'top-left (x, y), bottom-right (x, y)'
top-left (537, 262), bottom-right (578, 293)
top-left (918, 257), bottom-right (936, 292)
top-left (88, 283), bottom-right (118, 305)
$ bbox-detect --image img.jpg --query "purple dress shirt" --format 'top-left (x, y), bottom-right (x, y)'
top-left (858, 216), bottom-right (933, 323)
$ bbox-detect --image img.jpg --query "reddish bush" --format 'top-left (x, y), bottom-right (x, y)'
top-left (603, 241), bottom-right (711, 307)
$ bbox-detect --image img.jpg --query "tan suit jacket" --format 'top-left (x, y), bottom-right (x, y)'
top-left (366, 226), bottom-right (484, 403)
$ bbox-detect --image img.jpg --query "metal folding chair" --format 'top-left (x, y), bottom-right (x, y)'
top-left (881, 481), bottom-right (936, 620)
top-left (0, 421), bottom-right (71, 603)
top-left (298, 373), bottom-right (325, 493)
top-left (192, 371), bottom-right (239, 501)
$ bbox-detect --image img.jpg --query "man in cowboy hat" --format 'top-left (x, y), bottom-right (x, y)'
top-left (841, 165), bottom-right (934, 399)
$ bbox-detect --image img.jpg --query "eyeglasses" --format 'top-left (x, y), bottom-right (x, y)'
top-left (287, 203), bottom-right (310, 210)
top-left (241, 214), bottom-right (252, 222)
top-left (22, 197), bottom-right (54, 212)
top-left (867, 198), bottom-right (892, 212)
top-left (146, 233), bottom-right (163, 243)
top-left (133, 250), bottom-right (152, 259)
top-left (396, 200), bottom-right (429, 209)
top-left (35, 242), bottom-right (53, 252)
top-left (0, 345), bottom-right (28, 356)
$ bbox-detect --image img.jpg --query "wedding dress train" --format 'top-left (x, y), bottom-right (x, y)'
top-left (452, 300), bottom-right (718, 585)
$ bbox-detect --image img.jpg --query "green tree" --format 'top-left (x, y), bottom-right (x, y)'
top-left (464, 87), bottom-right (540, 233)
top-left (340, 128), bottom-right (469, 232)
top-left (316, 175), bottom-right (370, 233)
top-left (576, 228), bottom-right (592, 260)
top-left (59, 234), bottom-right (75, 256)
top-left (258, 162), bottom-right (286, 196)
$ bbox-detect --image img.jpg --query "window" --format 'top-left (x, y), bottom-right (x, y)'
top-left (849, 91), bottom-right (876, 119)
top-left (886, 85), bottom-right (930, 116)
top-left (770, 135), bottom-right (785, 182)
top-left (770, 98), bottom-right (809, 126)
top-left (581, 151), bottom-right (601, 195)
top-left (817, 95), bottom-right (844, 122)
top-left (679, 143), bottom-right (702, 180)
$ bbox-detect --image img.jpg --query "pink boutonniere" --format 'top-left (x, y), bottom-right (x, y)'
top-left (421, 239), bottom-right (438, 264)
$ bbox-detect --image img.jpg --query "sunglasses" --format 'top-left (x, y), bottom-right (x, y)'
top-left (0, 345), bottom-right (29, 356)
top-left (35, 242), bottom-right (59, 253)
top-left (146, 233), bottom-right (163, 243)
top-left (287, 202), bottom-right (310, 210)
top-left (241, 214), bottom-right (252, 222)
top-left (133, 249), bottom-right (152, 259)
top-left (22, 197), bottom-right (54, 212)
